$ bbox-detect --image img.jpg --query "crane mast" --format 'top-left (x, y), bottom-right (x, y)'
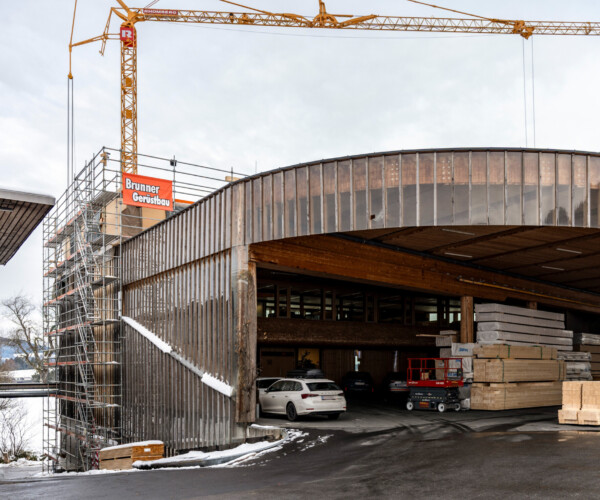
top-left (69, 0), bottom-right (600, 175)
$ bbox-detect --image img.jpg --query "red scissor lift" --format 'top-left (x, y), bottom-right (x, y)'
top-left (406, 358), bottom-right (464, 413)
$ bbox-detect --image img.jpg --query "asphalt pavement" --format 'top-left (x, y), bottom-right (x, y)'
top-left (2, 402), bottom-right (599, 499)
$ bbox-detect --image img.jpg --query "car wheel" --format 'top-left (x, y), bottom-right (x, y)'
top-left (406, 401), bottom-right (414, 411)
top-left (454, 403), bottom-right (461, 412)
top-left (286, 402), bottom-right (298, 422)
top-left (327, 413), bottom-right (340, 420)
top-left (258, 404), bottom-right (263, 417)
top-left (437, 403), bottom-right (446, 413)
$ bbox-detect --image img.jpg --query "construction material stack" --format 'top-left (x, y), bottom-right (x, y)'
top-left (471, 344), bottom-right (565, 410)
top-left (558, 382), bottom-right (600, 426)
top-left (475, 304), bottom-right (572, 352)
top-left (557, 351), bottom-right (592, 381)
top-left (573, 333), bottom-right (600, 380)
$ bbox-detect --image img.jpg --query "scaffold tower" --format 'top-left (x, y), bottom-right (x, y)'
top-left (43, 148), bottom-right (237, 472)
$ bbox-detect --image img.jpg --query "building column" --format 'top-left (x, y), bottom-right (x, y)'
top-left (460, 296), bottom-right (474, 343)
top-left (232, 245), bottom-right (257, 424)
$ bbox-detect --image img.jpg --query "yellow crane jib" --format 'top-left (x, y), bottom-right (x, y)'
top-left (67, 0), bottom-right (600, 176)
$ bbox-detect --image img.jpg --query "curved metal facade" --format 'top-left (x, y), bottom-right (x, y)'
top-left (120, 147), bottom-right (600, 452)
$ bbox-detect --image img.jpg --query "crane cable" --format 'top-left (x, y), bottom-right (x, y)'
top-left (67, 0), bottom-right (78, 186)
top-left (531, 38), bottom-right (537, 147)
top-left (522, 38), bottom-right (528, 148)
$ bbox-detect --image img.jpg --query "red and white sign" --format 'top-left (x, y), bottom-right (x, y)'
top-left (142, 9), bottom-right (179, 16)
top-left (123, 173), bottom-right (173, 212)
top-left (120, 26), bottom-right (136, 48)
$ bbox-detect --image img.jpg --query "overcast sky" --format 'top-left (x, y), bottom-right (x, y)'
top-left (1, 0), bottom-right (600, 311)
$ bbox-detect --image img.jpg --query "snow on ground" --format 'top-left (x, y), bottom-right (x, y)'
top-left (134, 438), bottom-right (285, 468)
top-left (18, 397), bottom-right (44, 456)
top-left (8, 369), bottom-right (36, 382)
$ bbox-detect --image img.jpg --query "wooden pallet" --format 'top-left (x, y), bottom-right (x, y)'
top-left (99, 441), bottom-right (164, 470)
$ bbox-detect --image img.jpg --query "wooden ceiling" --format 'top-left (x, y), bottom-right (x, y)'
top-left (343, 226), bottom-right (600, 294)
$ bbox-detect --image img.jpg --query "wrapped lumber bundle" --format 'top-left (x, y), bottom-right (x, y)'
top-left (557, 352), bottom-right (592, 381)
top-left (472, 381), bottom-right (562, 410)
top-left (438, 343), bottom-right (475, 381)
top-left (573, 334), bottom-right (600, 380)
top-left (558, 381), bottom-right (600, 426)
top-left (475, 303), bottom-right (572, 352)
top-left (473, 358), bottom-right (565, 383)
top-left (435, 330), bottom-right (458, 347)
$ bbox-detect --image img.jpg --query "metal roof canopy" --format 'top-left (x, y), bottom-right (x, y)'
top-left (0, 188), bottom-right (55, 265)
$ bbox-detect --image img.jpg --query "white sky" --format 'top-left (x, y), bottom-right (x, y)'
top-left (1, 0), bottom-right (600, 308)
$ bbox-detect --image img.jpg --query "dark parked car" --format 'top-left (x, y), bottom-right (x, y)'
top-left (256, 377), bottom-right (282, 396)
top-left (380, 372), bottom-right (410, 402)
top-left (341, 371), bottom-right (375, 396)
top-left (286, 368), bottom-right (326, 379)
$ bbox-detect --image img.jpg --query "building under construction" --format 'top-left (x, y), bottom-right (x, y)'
top-left (44, 146), bottom-right (600, 471)
top-left (42, 148), bottom-right (243, 471)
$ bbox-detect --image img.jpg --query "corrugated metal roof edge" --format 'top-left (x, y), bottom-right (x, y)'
top-left (122, 146), bottom-right (600, 246)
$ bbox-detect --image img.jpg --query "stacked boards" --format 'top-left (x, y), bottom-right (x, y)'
top-left (558, 381), bottom-right (600, 426)
top-left (573, 333), bottom-right (600, 380)
top-left (475, 304), bottom-right (572, 351)
top-left (557, 351), bottom-right (592, 381)
top-left (471, 344), bottom-right (564, 410)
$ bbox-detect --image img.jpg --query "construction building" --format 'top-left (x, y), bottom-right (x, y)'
top-left (44, 146), bottom-right (600, 471)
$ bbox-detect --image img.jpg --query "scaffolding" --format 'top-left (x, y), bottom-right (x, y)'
top-left (42, 148), bottom-right (245, 472)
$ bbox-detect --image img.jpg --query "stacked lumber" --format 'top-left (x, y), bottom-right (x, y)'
top-left (471, 382), bottom-right (562, 410)
top-left (471, 344), bottom-right (564, 410)
top-left (435, 330), bottom-right (458, 347)
top-left (99, 441), bottom-right (164, 470)
top-left (573, 333), bottom-right (600, 380)
top-left (438, 343), bottom-right (474, 381)
top-left (558, 381), bottom-right (600, 426)
top-left (473, 359), bottom-right (565, 383)
top-left (557, 351), bottom-right (592, 381)
top-left (475, 303), bottom-right (572, 352)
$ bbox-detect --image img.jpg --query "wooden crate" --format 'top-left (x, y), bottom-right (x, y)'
top-left (471, 381), bottom-right (562, 410)
top-left (474, 359), bottom-right (565, 383)
top-left (473, 344), bottom-right (557, 360)
top-left (99, 441), bottom-right (164, 470)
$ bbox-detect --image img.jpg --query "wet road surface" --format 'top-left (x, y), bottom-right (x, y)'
top-left (3, 406), bottom-right (600, 499)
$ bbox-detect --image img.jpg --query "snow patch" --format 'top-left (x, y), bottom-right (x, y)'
top-left (122, 316), bottom-right (172, 354)
top-left (101, 440), bottom-right (163, 452)
top-left (201, 373), bottom-right (234, 398)
top-left (133, 439), bottom-right (279, 468)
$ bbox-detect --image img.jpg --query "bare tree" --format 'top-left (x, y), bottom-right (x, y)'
top-left (0, 400), bottom-right (29, 461)
top-left (2, 295), bottom-right (46, 382)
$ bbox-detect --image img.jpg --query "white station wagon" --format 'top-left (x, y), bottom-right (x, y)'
top-left (258, 378), bottom-right (346, 421)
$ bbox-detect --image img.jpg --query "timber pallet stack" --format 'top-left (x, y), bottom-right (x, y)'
top-left (99, 441), bottom-right (164, 470)
top-left (573, 333), bottom-right (600, 380)
top-left (558, 381), bottom-right (600, 426)
top-left (475, 303), bottom-right (573, 352)
top-left (471, 344), bottom-right (564, 410)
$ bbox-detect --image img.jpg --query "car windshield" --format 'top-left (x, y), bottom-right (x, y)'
top-left (257, 379), bottom-right (278, 389)
top-left (307, 382), bottom-right (340, 391)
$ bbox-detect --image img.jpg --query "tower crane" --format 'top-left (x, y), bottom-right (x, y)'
top-left (68, 0), bottom-right (600, 176)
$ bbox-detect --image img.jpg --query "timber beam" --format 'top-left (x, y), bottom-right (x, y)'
top-left (249, 236), bottom-right (600, 315)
